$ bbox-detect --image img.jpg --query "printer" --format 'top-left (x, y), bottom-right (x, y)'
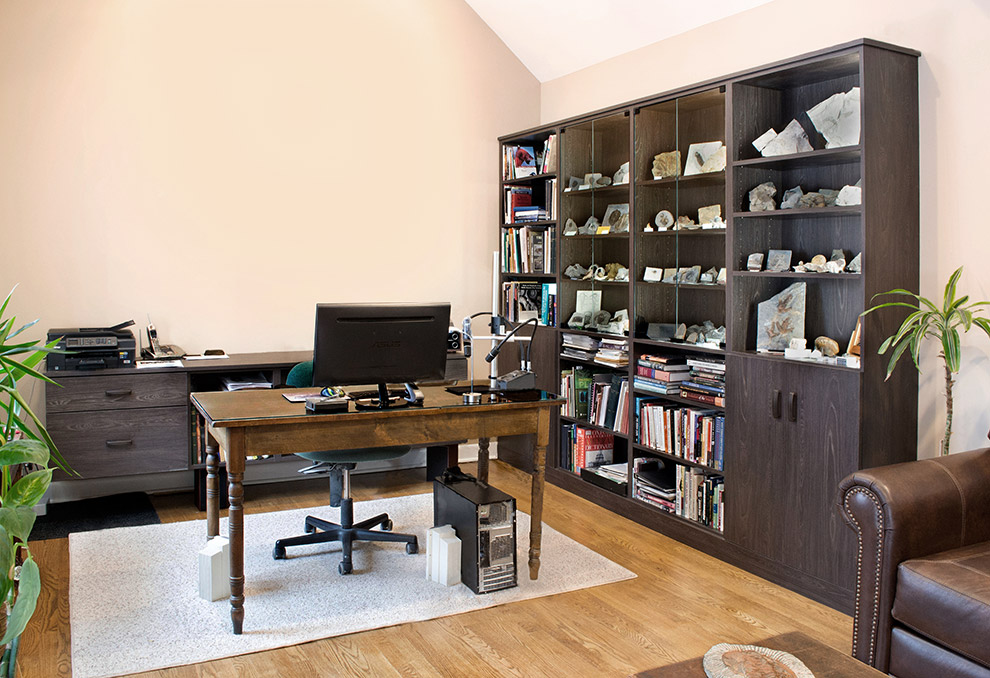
top-left (46, 320), bottom-right (137, 371)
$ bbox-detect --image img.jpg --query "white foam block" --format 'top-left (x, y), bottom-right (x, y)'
top-left (198, 536), bottom-right (230, 601)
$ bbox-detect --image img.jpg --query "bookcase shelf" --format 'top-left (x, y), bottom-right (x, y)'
top-left (503, 172), bottom-right (556, 186)
top-left (497, 39), bottom-right (919, 613)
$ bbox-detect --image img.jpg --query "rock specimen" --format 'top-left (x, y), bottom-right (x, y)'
top-left (756, 282), bottom-right (807, 352)
top-left (698, 204), bottom-right (722, 226)
top-left (579, 216), bottom-right (599, 234)
top-left (683, 141), bottom-right (726, 175)
top-left (759, 119), bottom-right (814, 156)
top-left (836, 184), bottom-right (862, 206)
top-left (847, 252), bottom-right (862, 273)
top-left (815, 336), bottom-right (840, 357)
top-left (654, 210), bottom-right (674, 230)
top-left (780, 186), bottom-right (804, 209)
top-left (563, 263), bottom-right (588, 279)
top-left (701, 267), bottom-right (718, 284)
top-left (674, 215), bottom-right (698, 230)
top-left (767, 249), bottom-right (792, 272)
top-left (652, 150), bottom-right (681, 180)
top-left (674, 323), bottom-right (687, 340)
top-left (749, 182), bottom-right (777, 211)
top-left (594, 176), bottom-right (612, 187)
top-left (798, 192), bottom-right (826, 208)
top-left (567, 312), bottom-right (589, 330)
top-left (747, 253), bottom-right (764, 271)
top-left (716, 268), bottom-right (727, 284)
top-left (831, 249), bottom-right (846, 261)
top-left (820, 188), bottom-right (840, 206)
top-left (563, 218), bottom-right (578, 235)
top-left (807, 86), bottom-right (861, 148)
top-left (752, 128), bottom-right (777, 154)
top-left (681, 265), bottom-right (702, 284)
top-left (612, 162), bottom-right (629, 185)
top-left (825, 259), bottom-right (845, 273)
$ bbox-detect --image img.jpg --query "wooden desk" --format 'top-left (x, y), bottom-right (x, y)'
top-left (190, 385), bottom-right (563, 634)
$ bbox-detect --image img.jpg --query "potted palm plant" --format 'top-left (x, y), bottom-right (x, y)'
top-left (862, 266), bottom-right (990, 456)
top-left (0, 287), bottom-right (74, 675)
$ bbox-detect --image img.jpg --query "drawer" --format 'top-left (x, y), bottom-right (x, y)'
top-left (46, 372), bottom-right (187, 413)
top-left (48, 406), bottom-right (189, 479)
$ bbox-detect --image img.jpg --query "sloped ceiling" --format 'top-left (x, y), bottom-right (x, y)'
top-left (464, 0), bottom-right (773, 82)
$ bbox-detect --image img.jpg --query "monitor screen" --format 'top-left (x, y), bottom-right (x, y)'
top-left (312, 302), bottom-right (451, 395)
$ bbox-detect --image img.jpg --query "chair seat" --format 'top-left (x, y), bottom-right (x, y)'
top-left (893, 540), bottom-right (990, 667)
top-left (296, 446), bottom-right (411, 464)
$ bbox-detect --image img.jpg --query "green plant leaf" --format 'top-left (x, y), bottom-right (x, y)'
top-left (5, 318), bottom-right (38, 341)
top-left (942, 327), bottom-right (961, 373)
top-left (0, 525), bottom-right (12, 579)
top-left (5, 469), bottom-right (52, 508)
top-left (973, 317), bottom-right (990, 339)
top-left (0, 439), bottom-right (50, 468)
top-left (878, 336), bottom-right (892, 354)
top-left (3, 389), bottom-right (74, 475)
top-left (861, 300), bottom-right (922, 318)
top-left (0, 288), bottom-right (15, 327)
top-left (0, 556), bottom-right (40, 645)
top-left (943, 266), bottom-right (963, 313)
top-left (885, 336), bottom-right (914, 379)
top-left (0, 507), bottom-right (37, 542)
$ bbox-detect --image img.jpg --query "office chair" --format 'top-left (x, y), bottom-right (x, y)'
top-left (272, 361), bottom-right (418, 575)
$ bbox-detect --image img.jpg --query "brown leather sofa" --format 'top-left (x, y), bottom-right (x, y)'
top-left (838, 447), bottom-right (990, 677)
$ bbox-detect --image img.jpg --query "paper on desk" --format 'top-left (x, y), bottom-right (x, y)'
top-left (183, 354), bottom-right (230, 361)
top-left (136, 360), bottom-right (183, 368)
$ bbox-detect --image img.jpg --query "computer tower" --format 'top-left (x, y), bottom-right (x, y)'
top-left (433, 476), bottom-right (516, 594)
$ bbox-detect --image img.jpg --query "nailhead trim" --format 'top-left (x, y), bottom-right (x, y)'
top-left (842, 486), bottom-right (884, 666)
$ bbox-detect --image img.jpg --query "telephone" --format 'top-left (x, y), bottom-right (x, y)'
top-left (143, 322), bottom-right (184, 360)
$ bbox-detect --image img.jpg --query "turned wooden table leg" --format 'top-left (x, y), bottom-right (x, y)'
top-left (529, 409), bottom-right (550, 580)
top-left (226, 430), bottom-right (246, 634)
top-left (477, 437), bottom-right (490, 484)
top-left (206, 433), bottom-right (219, 540)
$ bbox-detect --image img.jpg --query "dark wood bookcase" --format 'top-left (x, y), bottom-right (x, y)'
top-left (496, 39), bottom-right (920, 612)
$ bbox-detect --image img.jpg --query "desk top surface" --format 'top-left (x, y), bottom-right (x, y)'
top-left (191, 385), bottom-right (563, 428)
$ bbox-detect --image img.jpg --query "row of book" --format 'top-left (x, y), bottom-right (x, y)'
top-left (635, 399), bottom-right (724, 470)
top-left (501, 225), bottom-right (555, 274)
top-left (502, 281), bottom-right (556, 325)
top-left (633, 353), bottom-right (689, 396)
top-left (680, 356), bottom-right (726, 407)
top-left (633, 457), bottom-right (724, 532)
top-left (501, 136), bottom-right (557, 181)
top-left (559, 367), bottom-right (628, 433)
top-left (560, 424), bottom-right (614, 474)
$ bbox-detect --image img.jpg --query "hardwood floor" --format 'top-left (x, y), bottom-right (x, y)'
top-left (20, 460), bottom-right (851, 677)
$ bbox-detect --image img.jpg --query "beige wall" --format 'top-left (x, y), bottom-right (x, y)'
top-left (541, 0), bottom-right (990, 458)
top-left (0, 0), bottom-right (538, 368)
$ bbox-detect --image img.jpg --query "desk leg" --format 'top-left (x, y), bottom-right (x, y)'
top-left (206, 435), bottom-right (219, 539)
top-left (477, 437), bottom-right (490, 484)
top-left (529, 409), bottom-right (550, 580)
top-left (225, 430), bottom-right (246, 635)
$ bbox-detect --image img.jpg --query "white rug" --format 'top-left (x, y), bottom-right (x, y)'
top-left (69, 492), bottom-right (635, 678)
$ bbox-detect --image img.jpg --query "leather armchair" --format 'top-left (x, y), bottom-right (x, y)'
top-left (838, 447), bottom-right (990, 677)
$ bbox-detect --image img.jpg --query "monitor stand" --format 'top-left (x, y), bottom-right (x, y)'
top-left (352, 383), bottom-right (412, 410)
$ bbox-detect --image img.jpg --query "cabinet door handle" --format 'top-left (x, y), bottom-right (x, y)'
top-left (105, 439), bottom-right (134, 448)
top-left (789, 392), bottom-right (798, 422)
top-left (104, 389), bottom-right (133, 397)
top-left (771, 389), bottom-right (781, 419)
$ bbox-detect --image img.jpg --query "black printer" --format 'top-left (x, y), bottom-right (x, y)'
top-left (46, 320), bottom-right (137, 371)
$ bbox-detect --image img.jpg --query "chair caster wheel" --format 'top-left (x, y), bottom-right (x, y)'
top-left (339, 561), bottom-right (352, 575)
top-left (381, 519), bottom-right (393, 531)
top-left (406, 541), bottom-right (418, 555)
top-left (273, 545), bottom-right (286, 560)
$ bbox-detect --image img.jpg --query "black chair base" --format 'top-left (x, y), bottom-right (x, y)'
top-left (272, 499), bottom-right (418, 575)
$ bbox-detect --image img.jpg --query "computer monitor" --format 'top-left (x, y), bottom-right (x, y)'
top-left (312, 302), bottom-right (451, 409)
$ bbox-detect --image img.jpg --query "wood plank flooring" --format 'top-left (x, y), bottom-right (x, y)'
top-left (20, 460), bottom-right (851, 677)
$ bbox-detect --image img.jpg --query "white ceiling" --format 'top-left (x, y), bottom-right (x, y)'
top-left (464, 0), bottom-right (773, 82)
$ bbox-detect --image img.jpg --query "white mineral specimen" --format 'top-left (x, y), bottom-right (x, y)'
top-left (807, 87), bottom-right (861, 148)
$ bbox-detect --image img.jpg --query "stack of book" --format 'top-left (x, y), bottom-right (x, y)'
top-left (538, 135), bottom-right (557, 174)
top-left (675, 465), bottom-right (724, 532)
top-left (559, 424), bottom-right (614, 474)
top-left (632, 353), bottom-right (689, 395)
top-left (680, 356), bottom-right (726, 407)
top-left (512, 205), bottom-right (549, 223)
top-left (594, 338), bottom-right (628, 368)
top-left (561, 333), bottom-right (598, 362)
top-left (632, 457), bottom-right (676, 512)
top-left (503, 186), bottom-right (532, 223)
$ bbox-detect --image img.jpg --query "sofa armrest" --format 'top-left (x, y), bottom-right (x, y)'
top-left (838, 446), bottom-right (990, 671)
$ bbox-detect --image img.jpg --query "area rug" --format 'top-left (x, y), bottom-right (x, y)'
top-left (32, 492), bottom-right (160, 541)
top-left (69, 492), bottom-right (635, 678)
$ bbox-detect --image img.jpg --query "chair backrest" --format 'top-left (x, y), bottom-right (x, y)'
top-left (286, 361), bottom-right (314, 388)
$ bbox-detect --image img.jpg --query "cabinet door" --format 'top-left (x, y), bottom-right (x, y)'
top-left (726, 356), bottom-right (859, 588)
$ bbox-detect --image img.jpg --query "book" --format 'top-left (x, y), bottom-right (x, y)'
top-left (220, 372), bottom-right (272, 390)
top-left (513, 146), bottom-right (537, 179)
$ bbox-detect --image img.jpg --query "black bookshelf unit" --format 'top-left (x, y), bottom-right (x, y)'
top-left (495, 39), bottom-right (920, 613)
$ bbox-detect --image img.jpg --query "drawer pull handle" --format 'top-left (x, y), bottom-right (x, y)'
top-left (771, 389), bottom-right (781, 419)
top-left (105, 389), bottom-right (133, 397)
top-left (105, 439), bottom-right (134, 448)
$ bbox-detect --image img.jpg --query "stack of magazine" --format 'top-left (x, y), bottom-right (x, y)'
top-left (220, 372), bottom-right (272, 391)
top-left (632, 457), bottom-right (677, 512)
top-left (561, 333), bottom-right (598, 361)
